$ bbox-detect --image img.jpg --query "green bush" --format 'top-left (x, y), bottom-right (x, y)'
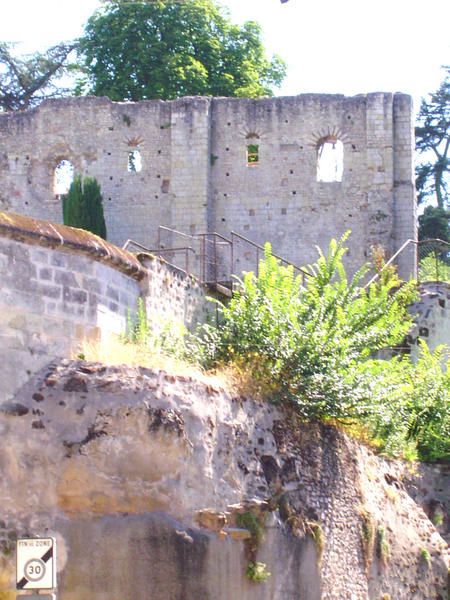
top-left (62, 174), bottom-right (107, 239)
top-left (364, 342), bottom-right (450, 461)
top-left (194, 234), bottom-right (450, 462)
top-left (197, 234), bottom-right (417, 420)
top-left (419, 254), bottom-right (450, 282)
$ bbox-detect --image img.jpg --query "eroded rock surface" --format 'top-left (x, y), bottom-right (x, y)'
top-left (0, 361), bottom-right (448, 600)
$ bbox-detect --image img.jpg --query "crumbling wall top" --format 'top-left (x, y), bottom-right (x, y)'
top-left (0, 210), bottom-right (146, 280)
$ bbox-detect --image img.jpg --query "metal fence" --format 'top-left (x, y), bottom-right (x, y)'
top-left (417, 239), bottom-right (450, 283)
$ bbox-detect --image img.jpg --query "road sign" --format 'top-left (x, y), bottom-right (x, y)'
top-left (16, 538), bottom-right (57, 590)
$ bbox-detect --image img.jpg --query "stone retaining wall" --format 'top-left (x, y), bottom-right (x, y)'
top-left (0, 212), bottom-right (210, 401)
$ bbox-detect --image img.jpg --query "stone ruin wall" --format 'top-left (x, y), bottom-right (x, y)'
top-left (210, 93), bottom-right (416, 278)
top-left (0, 93), bottom-right (416, 279)
top-left (408, 282), bottom-right (450, 359)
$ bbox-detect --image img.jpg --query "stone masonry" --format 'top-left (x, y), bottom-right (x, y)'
top-left (0, 93), bottom-right (416, 279)
top-left (0, 211), bottom-right (210, 401)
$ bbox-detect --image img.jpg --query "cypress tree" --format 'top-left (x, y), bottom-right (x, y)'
top-left (62, 174), bottom-right (107, 240)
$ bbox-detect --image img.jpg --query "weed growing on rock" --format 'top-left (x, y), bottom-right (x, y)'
top-left (245, 561), bottom-right (271, 583)
top-left (308, 521), bottom-right (325, 567)
top-left (432, 512), bottom-right (444, 527)
top-left (420, 548), bottom-right (431, 568)
top-left (359, 508), bottom-right (375, 570)
top-left (236, 511), bottom-right (265, 549)
top-left (236, 511), bottom-right (270, 583)
top-left (384, 485), bottom-right (399, 504)
top-left (376, 526), bottom-right (390, 566)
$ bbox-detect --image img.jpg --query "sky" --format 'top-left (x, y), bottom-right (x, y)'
top-left (1, 0), bottom-right (449, 112)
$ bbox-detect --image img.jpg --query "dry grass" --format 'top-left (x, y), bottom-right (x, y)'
top-left (384, 485), bottom-right (399, 504)
top-left (210, 356), bottom-right (279, 402)
top-left (73, 336), bottom-right (261, 394)
top-left (75, 337), bottom-right (205, 379)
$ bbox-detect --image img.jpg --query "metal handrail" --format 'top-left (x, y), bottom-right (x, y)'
top-left (196, 232), bottom-right (232, 285)
top-left (365, 238), bottom-right (450, 287)
top-left (128, 226), bottom-right (315, 291)
top-left (230, 230), bottom-right (312, 281)
top-left (157, 225), bottom-right (197, 248)
top-left (122, 239), bottom-right (196, 275)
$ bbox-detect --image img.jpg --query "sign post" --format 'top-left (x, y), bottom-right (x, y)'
top-left (16, 538), bottom-right (57, 591)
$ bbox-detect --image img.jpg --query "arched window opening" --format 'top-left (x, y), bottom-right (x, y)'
top-left (317, 137), bottom-right (344, 182)
top-left (53, 160), bottom-right (74, 196)
top-left (128, 149), bottom-right (142, 173)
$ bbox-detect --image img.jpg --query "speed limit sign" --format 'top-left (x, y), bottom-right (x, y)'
top-left (16, 538), bottom-right (56, 590)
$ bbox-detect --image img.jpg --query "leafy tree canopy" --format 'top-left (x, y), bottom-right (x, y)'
top-left (0, 42), bottom-right (74, 112)
top-left (415, 66), bottom-right (450, 209)
top-left (75, 0), bottom-right (286, 100)
top-left (418, 205), bottom-right (450, 242)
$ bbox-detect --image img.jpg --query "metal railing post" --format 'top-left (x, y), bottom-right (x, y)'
top-left (213, 234), bottom-right (217, 285)
top-left (231, 232), bottom-right (235, 280)
top-left (201, 235), bottom-right (206, 283)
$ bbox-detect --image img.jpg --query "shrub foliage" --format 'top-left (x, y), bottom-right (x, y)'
top-left (195, 235), bottom-right (449, 462)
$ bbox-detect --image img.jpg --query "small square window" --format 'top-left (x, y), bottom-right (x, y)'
top-left (247, 144), bottom-right (259, 167)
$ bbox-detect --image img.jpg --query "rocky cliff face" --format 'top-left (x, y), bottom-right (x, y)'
top-left (0, 360), bottom-right (448, 600)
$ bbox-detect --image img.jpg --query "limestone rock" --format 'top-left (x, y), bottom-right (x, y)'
top-left (0, 360), bottom-right (447, 600)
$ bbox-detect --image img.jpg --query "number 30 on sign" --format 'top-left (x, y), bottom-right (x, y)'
top-left (16, 538), bottom-right (57, 590)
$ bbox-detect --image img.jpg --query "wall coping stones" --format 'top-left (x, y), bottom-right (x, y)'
top-left (0, 210), bottom-right (147, 280)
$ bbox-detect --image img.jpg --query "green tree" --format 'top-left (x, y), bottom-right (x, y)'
top-left (418, 205), bottom-right (450, 242)
top-left (415, 66), bottom-right (450, 209)
top-left (76, 0), bottom-right (286, 100)
top-left (62, 175), bottom-right (107, 240)
top-left (0, 42), bottom-right (74, 111)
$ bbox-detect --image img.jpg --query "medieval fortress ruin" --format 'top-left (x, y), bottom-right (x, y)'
top-left (1, 95), bottom-right (449, 600)
top-left (0, 92), bottom-right (416, 277)
top-left (0, 92), bottom-right (431, 401)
